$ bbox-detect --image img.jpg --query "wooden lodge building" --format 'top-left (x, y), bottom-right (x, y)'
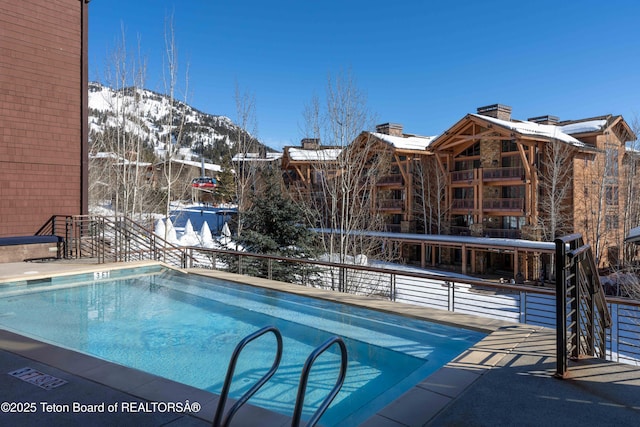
top-left (281, 104), bottom-right (636, 282)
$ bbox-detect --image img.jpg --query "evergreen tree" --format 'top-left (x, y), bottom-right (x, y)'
top-left (234, 167), bottom-right (318, 283)
top-left (215, 157), bottom-right (236, 205)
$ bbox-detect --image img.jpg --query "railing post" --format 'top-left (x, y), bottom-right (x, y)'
top-left (610, 303), bottom-right (618, 362)
top-left (390, 273), bottom-right (396, 301)
top-left (586, 262), bottom-right (596, 356)
top-left (555, 237), bottom-right (568, 378)
top-left (340, 266), bottom-right (347, 293)
top-left (446, 281), bottom-right (455, 312)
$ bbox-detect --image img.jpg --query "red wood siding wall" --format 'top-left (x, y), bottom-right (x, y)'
top-left (0, 0), bottom-right (85, 236)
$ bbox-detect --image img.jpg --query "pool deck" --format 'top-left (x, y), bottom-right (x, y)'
top-left (0, 260), bottom-right (639, 426)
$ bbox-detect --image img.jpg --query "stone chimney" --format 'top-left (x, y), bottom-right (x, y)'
top-left (527, 115), bottom-right (559, 125)
top-left (477, 104), bottom-right (512, 121)
top-left (375, 123), bottom-right (403, 136)
top-left (301, 138), bottom-right (320, 149)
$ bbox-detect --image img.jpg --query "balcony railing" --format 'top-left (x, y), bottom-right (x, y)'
top-left (376, 174), bottom-right (403, 186)
top-left (483, 166), bottom-right (524, 181)
top-left (450, 226), bottom-right (471, 236)
top-left (452, 199), bottom-right (475, 210)
top-left (451, 170), bottom-right (474, 182)
top-left (378, 199), bottom-right (404, 210)
top-left (483, 198), bottom-right (524, 211)
top-left (483, 228), bottom-right (522, 239)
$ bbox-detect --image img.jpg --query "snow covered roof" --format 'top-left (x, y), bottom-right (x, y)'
top-left (312, 228), bottom-right (556, 252)
top-left (232, 152), bottom-right (283, 162)
top-left (90, 152), bottom-right (152, 167)
top-left (370, 132), bottom-right (436, 151)
top-left (559, 119), bottom-right (607, 135)
top-left (471, 114), bottom-right (587, 147)
top-left (287, 147), bottom-right (343, 162)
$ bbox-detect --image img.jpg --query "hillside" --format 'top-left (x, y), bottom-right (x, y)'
top-left (88, 82), bottom-right (270, 165)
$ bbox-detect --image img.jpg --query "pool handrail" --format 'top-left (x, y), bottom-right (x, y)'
top-left (291, 336), bottom-right (348, 427)
top-left (212, 325), bottom-right (283, 427)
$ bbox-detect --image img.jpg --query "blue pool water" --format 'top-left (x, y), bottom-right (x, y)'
top-left (0, 266), bottom-right (485, 426)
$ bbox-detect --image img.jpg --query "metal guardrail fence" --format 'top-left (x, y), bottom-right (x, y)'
top-left (39, 215), bottom-right (640, 367)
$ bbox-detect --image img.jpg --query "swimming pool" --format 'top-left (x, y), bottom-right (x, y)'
top-left (0, 265), bottom-right (485, 426)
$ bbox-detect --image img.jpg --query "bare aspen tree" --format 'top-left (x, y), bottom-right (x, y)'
top-left (160, 13), bottom-right (189, 226)
top-left (537, 139), bottom-right (575, 241)
top-left (89, 25), bottom-right (152, 219)
top-left (232, 83), bottom-right (260, 238)
top-left (575, 135), bottom-right (620, 267)
top-left (320, 71), bottom-right (380, 262)
top-left (413, 155), bottom-right (448, 234)
top-left (296, 70), bottom-right (398, 294)
top-left (621, 117), bottom-right (640, 265)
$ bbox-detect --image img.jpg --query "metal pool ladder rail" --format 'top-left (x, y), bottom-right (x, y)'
top-left (212, 326), bottom-right (348, 427)
top-left (213, 326), bottom-right (283, 427)
top-left (291, 336), bottom-right (348, 427)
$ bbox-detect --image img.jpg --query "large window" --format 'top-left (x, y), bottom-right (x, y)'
top-left (454, 159), bottom-right (480, 171)
top-left (502, 216), bottom-right (526, 230)
top-left (605, 186), bottom-right (619, 206)
top-left (454, 187), bottom-right (474, 199)
top-left (501, 139), bottom-right (518, 153)
top-left (605, 215), bottom-right (619, 231)
top-left (605, 147), bottom-right (619, 177)
top-left (502, 185), bottom-right (525, 198)
top-left (460, 142), bottom-right (480, 157)
top-left (501, 155), bottom-right (522, 168)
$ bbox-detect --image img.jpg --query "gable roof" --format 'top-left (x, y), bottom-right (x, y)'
top-left (429, 112), bottom-right (602, 152)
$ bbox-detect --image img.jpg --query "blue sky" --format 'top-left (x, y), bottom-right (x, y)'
top-left (89, 0), bottom-right (640, 150)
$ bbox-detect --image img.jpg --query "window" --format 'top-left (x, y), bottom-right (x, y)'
top-left (605, 186), bottom-right (619, 206)
top-left (454, 159), bottom-right (480, 171)
top-left (501, 140), bottom-right (518, 153)
top-left (502, 185), bottom-right (525, 198)
top-left (454, 187), bottom-right (474, 199)
top-left (501, 155), bottom-right (522, 168)
top-left (605, 215), bottom-right (619, 231)
top-left (460, 142), bottom-right (480, 157)
top-left (605, 147), bottom-right (619, 177)
top-left (502, 216), bottom-right (525, 229)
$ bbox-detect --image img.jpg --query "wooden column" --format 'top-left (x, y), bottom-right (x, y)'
top-left (462, 244), bottom-right (467, 274)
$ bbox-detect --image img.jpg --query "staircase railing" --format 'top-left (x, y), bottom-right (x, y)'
top-left (37, 215), bottom-right (193, 268)
top-left (555, 234), bottom-right (612, 378)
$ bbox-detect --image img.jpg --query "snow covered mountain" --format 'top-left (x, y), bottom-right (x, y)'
top-left (88, 81), bottom-right (267, 164)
